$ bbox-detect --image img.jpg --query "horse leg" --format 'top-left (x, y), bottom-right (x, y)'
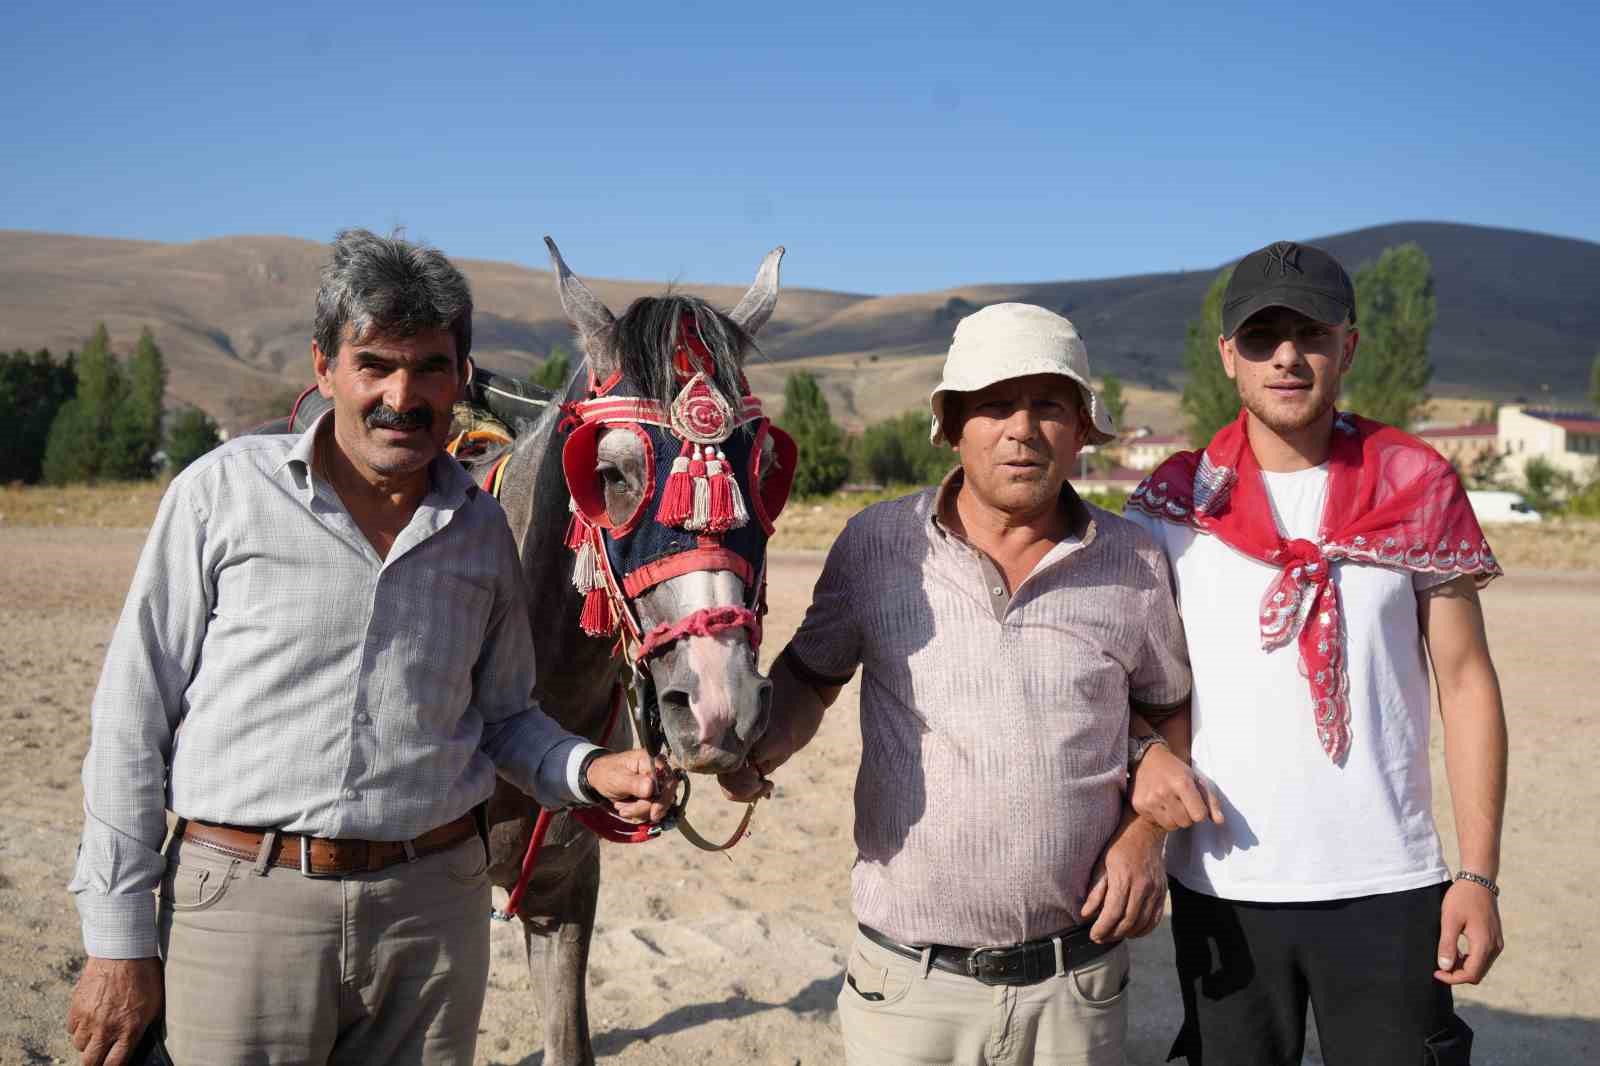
top-left (522, 842), bottom-right (601, 1066)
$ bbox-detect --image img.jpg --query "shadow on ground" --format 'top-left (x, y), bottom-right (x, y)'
top-left (515, 975), bottom-right (839, 1066)
top-left (511, 919), bottom-right (1598, 1066)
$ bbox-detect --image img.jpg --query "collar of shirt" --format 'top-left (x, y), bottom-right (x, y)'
top-left (926, 465), bottom-right (1099, 612)
top-left (274, 410), bottom-right (481, 562)
top-left (275, 409), bottom-right (478, 507)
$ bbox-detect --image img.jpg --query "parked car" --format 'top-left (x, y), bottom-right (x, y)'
top-left (1467, 490), bottom-right (1542, 522)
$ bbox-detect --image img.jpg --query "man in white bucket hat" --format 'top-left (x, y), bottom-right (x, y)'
top-left (723, 303), bottom-right (1191, 1064)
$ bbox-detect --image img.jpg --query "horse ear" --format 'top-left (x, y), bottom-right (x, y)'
top-left (544, 236), bottom-right (618, 377)
top-left (728, 246), bottom-right (785, 338)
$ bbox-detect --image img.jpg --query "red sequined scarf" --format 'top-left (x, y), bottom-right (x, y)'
top-left (1127, 410), bottom-right (1501, 762)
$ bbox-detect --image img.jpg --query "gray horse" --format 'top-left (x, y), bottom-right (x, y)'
top-left (477, 238), bottom-right (789, 1065)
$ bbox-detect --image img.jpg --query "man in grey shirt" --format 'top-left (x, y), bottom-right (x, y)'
top-left (66, 229), bottom-right (673, 1066)
top-left (723, 304), bottom-right (1190, 1065)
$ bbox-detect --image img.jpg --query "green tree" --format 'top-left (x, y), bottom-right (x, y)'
top-left (0, 348), bottom-right (77, 483)
top-left (1519, 456), bottom-right (1575, 514)
top-left (1099, 373), bottom-right (1127, 432)
top-left (106, 327), bottom-right (166, 479)
top-left (166, 406), bottom-right (223, 473)
top-left (528, 345), bottom-right (572, 391)
top-left (1180, 267), bottom-right (1238, 444)
top-left (857, 410), bottom-right (950, 486)
top-left (1341, 243), bottom-right (1435, 429)
top-left (43, 323), bottom-right (124, 483)
top-left (779, 371), bottom-right (850, 497)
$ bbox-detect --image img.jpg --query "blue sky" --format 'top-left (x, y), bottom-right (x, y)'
top-left (3, 1), bottom-right (1595, 293)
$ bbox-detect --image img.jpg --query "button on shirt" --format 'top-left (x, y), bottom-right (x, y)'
top-left (69, 415), bottom-right (596, 958)
top-left (785, 471), bottom-right (1190, 948)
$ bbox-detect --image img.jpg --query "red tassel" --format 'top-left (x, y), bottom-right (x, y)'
top-left (579, 585), bottom-right (614, 636)
top-left (564, 511), bottom-right (588, 551)
top-left (657, 440), bottom-right (696, 528)
top-left (706, 456), bottom-right (736, 531)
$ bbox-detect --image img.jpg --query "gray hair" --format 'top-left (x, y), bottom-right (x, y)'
top-left (314, 228), bottom-right (473, 365)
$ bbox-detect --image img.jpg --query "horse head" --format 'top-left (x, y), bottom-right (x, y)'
top-left (545, 237), bottom-right (796, 774)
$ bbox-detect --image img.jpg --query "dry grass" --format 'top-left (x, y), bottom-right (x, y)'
top-left (0, 481), bottom-right (168, 528)
top-left (1481, 518), bottom-right (1600, 573)
top-left (6, 482), bottom-right (1594, 572)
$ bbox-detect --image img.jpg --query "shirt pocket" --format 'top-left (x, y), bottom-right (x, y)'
top-left (382, 569), bottom-right (496, 728)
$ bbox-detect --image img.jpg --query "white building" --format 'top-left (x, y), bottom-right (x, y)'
top-left (1496, 405), bottom-right (1600, 483)
top-left (1116, 430), bottom-right (1190, 472)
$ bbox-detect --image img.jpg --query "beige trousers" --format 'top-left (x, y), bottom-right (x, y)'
top-left (156, 831), bottom-right (491, 1065)
top-left (837, 932), bottom-right (1130, 1066)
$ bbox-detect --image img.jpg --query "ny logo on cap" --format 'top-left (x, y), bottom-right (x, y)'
top-left (1263, 241), bottom-right (1303, 278)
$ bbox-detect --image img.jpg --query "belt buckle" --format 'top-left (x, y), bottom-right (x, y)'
top-left (298, 834), bottom-right (339, 878)
top-left (967, 944), bottom-right (1030, 986)
top-left (965, 946), bottom-right (1005, 985)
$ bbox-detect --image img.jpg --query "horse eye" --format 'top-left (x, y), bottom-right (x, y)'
top-left (598, 463), bottom-right (627, 488)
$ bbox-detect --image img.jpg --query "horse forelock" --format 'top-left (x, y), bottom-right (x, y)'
top-left (602, 292), bottom-right (754, 410)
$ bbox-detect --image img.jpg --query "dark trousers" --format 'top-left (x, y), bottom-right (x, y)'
top-left (1167, 878), bottom-right (1473, 1066)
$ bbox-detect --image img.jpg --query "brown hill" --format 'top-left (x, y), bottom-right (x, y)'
top-left (2, 222), bottom-right (1595, 431)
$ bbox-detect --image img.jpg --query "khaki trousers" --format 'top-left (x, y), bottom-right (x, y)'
top-left (837, 932), bottom-right (1130, 1066)
top-left (155, 831), bottom-right (491, 1065)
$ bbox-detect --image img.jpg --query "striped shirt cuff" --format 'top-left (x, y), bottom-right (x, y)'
top-left (75, 890), bottom-right (159, 960)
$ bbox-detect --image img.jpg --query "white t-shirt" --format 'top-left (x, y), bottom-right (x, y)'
top-left (1127, 465), bottom-right (1453, 902)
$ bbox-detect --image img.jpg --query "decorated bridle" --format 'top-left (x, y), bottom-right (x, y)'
top-left (558, 311), bottom-right (797, 674)
top-left (490, 285), bottom-right (794, 923)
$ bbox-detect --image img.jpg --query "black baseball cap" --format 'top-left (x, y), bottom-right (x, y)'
top-left (1221, 240), bottom-right (1356, 339)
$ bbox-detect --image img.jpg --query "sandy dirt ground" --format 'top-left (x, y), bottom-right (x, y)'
top-left (1, 529), bottom-right (1596, 1065)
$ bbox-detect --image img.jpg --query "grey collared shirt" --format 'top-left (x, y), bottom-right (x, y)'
top-left (785, 469), bottom-right (1190, 948)
top-left (69, 415), bottom-right (596, 958)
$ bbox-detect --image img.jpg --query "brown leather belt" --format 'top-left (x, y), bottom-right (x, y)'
top-left (180, 813), bottom-right (479, 876)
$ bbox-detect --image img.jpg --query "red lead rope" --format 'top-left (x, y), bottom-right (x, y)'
top-left (493, 684), bottom-right (632, 922)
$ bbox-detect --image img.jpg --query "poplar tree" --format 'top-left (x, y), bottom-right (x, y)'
top-left (780, 371), bottom-right (850, 497)
top-left (43, 324), bottom-right (124, 483)
top-left (1179, 268), bottom-right (1238, 445)
top-left (107, 327), bottom-right (167, 478)
top-left (1341, 243), bottom-right (1435, 429)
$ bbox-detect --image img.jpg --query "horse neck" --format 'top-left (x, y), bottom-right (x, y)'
top-left (495, 381), bottom-right (623, 741)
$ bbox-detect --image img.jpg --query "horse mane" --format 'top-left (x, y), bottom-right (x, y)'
top-left (602, 291), bottom-right (754, 410)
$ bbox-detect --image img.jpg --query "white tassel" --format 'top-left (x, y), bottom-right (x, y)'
top-left (683, 445), bottom-right (714, 531)
top-left (572, 537), bottom-right (598, 593)
top-left (724, 448), bottom-right (750, 528)
top-left (688, 475), bottom-right (711, 530)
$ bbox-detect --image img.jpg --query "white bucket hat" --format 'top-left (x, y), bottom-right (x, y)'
top-left (928, 303), bottom-right (1117, 446)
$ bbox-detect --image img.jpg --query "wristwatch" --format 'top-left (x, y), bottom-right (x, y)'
top-left (577, 748), bottom-right (607, 806)
top-left (1128, 732), bottom-right (1169, 770)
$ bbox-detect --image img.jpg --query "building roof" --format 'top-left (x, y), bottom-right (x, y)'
top-left (1123, 433), bottom-right (1187, 446)
top-left (1524, 409), bottom-right (1600, 433)
top-left (1418, 423), bottom-right (1497, 439)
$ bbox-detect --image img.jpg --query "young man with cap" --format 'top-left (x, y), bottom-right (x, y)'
top-left (1125, 240), bottom-right (1507, 1065)
top-left (722, 303), bottom-right (1191, 1065)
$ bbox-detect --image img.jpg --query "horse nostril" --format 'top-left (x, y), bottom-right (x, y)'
top-left (658, 687), bottom-right (691, 717)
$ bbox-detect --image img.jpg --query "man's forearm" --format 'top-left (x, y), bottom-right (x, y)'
top-left (1422, 578), bottom-right (1508, 881)
top-left (759, 655), bottom-right (838, 771)
top-left (1441, 675), bottom-right (1507, 878)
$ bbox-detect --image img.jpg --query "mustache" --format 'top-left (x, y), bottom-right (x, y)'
top-left (365, 404), bottom-right (435, 432)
